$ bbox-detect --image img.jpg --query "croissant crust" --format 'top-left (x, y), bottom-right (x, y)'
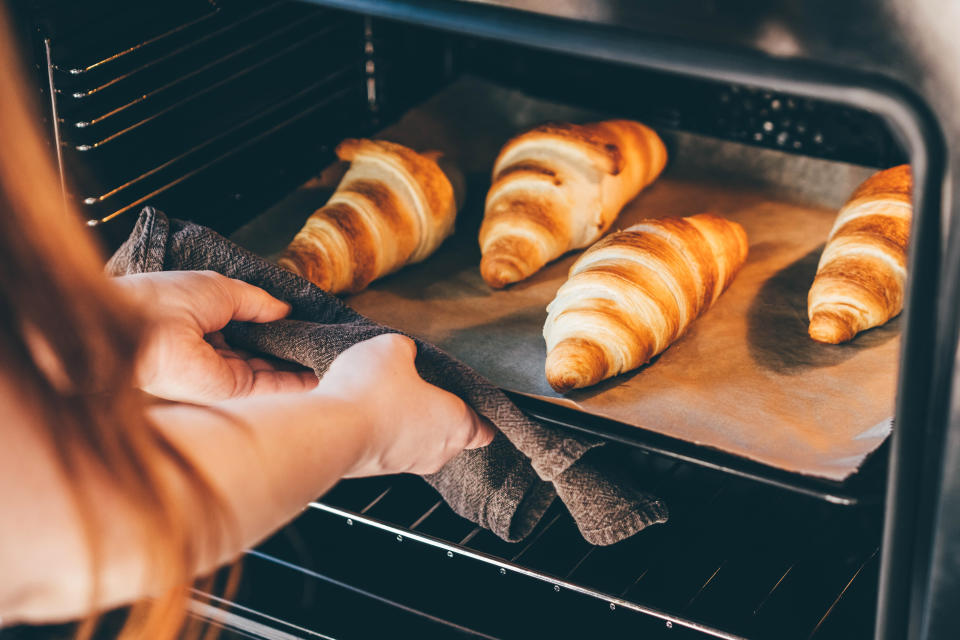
top-left (807, 164), bottom-right (912, 344)
top-left (479, 120), bottom-right (667, 288)
top-left (543, 213), bottom-right (748, 393)
top-left (278, 139), bottom-right (459, 294)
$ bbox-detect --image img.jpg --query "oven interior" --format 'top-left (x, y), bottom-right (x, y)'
top-left (19, 0), bottom-right (912, 638)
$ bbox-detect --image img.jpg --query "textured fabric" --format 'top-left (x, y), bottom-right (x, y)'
top-left (107, 208), bottom-right (667, 544)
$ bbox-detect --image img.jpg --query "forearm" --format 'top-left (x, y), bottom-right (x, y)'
top-left (0, 388), bottom-right (370, 625)
top-left (152, 389), bottom-right (370, 561)
top-left (1, 332), bottom-right (487, 625)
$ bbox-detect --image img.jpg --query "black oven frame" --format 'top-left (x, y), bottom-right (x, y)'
top-left (9, 0), bottom-right (960, 638)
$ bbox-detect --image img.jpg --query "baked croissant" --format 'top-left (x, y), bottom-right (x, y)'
top-left (543, 214), bottom-right (748, 393)
top-left (479, 120), bottom-right (667, 289)
top-left (278, 139), bottom-right (461, 294)
top-left (807, 164), bottom-right (912, 344)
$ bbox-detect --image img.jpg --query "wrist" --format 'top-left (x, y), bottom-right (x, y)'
top-left (130, 318), bottom-right (166, 393)
top-left (309, 383), bottom-right (377, 477)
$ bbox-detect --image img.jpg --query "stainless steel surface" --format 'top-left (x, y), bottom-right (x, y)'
top-left (456, 0), bottom-right (960, 156)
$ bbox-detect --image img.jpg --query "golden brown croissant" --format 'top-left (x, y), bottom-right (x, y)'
top-left (278, 139), bottom-right (461, 294)
top-left (543, 213), bottom-right (748, 393)
top-left (807, 165), bottom-right (912, 344)
top-left (479, 120), bottom-right (667, 289)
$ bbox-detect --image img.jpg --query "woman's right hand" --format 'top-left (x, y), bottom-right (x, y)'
top-left (316, 334), bottom-right (496, 477)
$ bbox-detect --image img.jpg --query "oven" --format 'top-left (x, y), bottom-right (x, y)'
top-left (7, 0), bottom-right (960, 638)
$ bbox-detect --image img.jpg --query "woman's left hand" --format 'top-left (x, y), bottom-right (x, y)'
top-left (115, 271), bottom-right (318, 403)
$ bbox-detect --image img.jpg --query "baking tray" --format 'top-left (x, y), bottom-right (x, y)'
top-left (232, 77), bottom-right (895, 504)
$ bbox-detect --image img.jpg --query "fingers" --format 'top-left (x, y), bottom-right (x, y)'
top-left (217, 352), bottom-right (319, 397)
top-left (419, 406), bottom-right (494, 474)
top-left (216, 347), bottom-right (319, 396)
top-left (250, 368), bottom-right (320, 395)
top-left (244, 355), bottom-right (319, 393)
top-left (433, 387), bottom-right (496, 457)
top-left (208, 273), bottom-right (292, 325)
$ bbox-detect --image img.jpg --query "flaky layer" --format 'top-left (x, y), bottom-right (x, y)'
top-left (278, 139), bottom-right (460, 294)
top-left (807, 164), bottom-right (912, 344)
top-left (544, 213), bottom-right (748, 392)
top-left (479, 120), bottom-right (667, 288)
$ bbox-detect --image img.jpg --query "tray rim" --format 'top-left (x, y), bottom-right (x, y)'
top-left (506, 390), bottom-right (887, 506)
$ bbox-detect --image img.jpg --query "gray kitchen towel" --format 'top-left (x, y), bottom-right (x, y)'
top-left (107, 208), bottom-right (667, 545)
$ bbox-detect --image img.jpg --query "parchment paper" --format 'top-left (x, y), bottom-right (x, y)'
top-left (233, 77), bottom-right (896, 481)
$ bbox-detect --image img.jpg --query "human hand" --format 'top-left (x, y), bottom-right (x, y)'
top-left (115, 271), bottom-right (318, 403)
top-left (316, 334), bottom-right (496, 476)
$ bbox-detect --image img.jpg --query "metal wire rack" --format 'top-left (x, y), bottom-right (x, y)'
top-left (40, 1), bottom-right (370, 242)
top-left (202, 457), bottom-right (880, 639)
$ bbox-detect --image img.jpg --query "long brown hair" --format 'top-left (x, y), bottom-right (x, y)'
top-left (0, 6), bottom-right (230, 639)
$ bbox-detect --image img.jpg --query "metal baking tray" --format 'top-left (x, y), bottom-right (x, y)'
top-left (232, 77), bottom-right (895, 504)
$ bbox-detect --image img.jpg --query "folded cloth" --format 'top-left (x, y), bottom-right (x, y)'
top-left (107, 208), bottom-right (667, 545)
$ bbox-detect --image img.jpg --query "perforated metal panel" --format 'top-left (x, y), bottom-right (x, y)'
top-left (454, 38), bottom-right (903, 168)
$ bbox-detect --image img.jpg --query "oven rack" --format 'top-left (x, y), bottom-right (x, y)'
top-left (37, 1), bottom-right (453, 248)
top-left (202, 466), bottom-right (881, 639)
top-left (37, 1), bottom-right (380, 245)
top-left (42, 0), bottom-right (222, 73)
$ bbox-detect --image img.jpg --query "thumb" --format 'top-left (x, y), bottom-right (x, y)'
top-left (464, 413), bottom-right (496, 449)
top-left (218, 277), bottom-right (292, 324)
